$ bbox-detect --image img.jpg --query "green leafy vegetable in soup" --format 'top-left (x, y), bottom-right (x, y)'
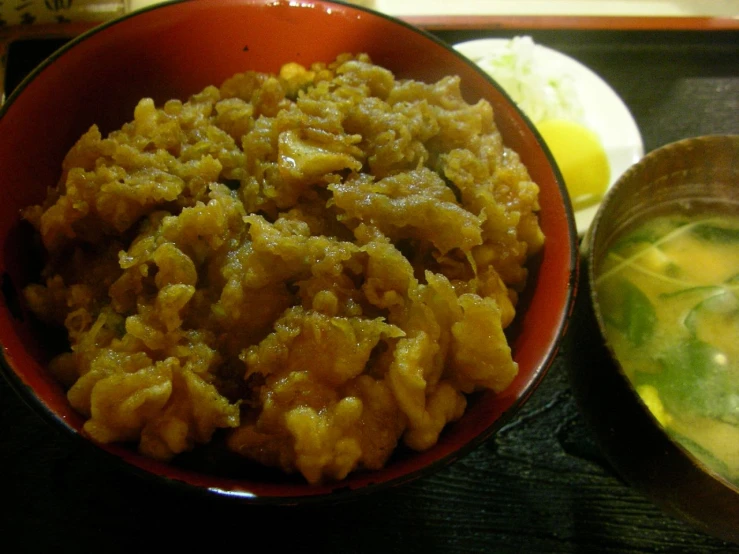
top-left (596, 213), bottom-right (739, 487)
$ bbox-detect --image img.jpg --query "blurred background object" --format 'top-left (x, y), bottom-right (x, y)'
top-left (0, 0), bottom-right (127, 102)
top-left (0, 0), bottom-right (124, 27)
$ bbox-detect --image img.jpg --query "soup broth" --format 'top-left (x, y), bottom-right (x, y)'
top-left (596, 211), bottom-right (739, 488)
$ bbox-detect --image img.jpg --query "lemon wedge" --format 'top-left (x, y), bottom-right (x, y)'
top-left (536, 119), bottom-right (610, 211)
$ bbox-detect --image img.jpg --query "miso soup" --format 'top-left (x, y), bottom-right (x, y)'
top-left (596, 212), bottom-right (739, 487)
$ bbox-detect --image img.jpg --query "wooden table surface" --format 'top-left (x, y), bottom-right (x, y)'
top-left (1, 25), bottom-right (738, 554)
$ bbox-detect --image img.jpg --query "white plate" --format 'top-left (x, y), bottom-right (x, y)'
top-left (454, 38), bottom-right (644, 235)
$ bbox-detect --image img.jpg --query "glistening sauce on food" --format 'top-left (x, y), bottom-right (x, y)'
top-left (22, 54), bottom-right (544, 484)
top-left (596, 209), bottom-right (739, 487)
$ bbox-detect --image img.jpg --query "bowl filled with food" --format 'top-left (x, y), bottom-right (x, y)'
top-left (0, 0), bottom-right (577, 502)
top-left (567, 135), bottom-right (739, 541)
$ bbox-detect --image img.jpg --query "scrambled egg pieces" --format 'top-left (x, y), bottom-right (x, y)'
top-left (22, 54), bottom-right (544, 483)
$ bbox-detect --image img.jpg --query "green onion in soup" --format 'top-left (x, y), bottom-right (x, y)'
top-left (596, 214), bottom-right (739, 488)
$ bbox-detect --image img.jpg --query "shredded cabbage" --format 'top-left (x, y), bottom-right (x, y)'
top-left (464, 36), bottom-right (583, 125)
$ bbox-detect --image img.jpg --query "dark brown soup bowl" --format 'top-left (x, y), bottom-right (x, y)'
top-left (0, 0), bottom-right (577, 503)
top-left (567, 135), bottom-right (739, 542)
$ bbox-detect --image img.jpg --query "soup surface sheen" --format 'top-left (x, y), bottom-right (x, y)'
top-left (596, 211), bottom-right (739, 488)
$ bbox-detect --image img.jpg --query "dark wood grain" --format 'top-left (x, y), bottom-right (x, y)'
top-left (1, 28), bottom-right (738, 554)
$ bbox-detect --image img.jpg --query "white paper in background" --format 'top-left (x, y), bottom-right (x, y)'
top-left (123, 0), bottom-right (739, 17)
top-left (372, 0), bottom-right (739, 17)
top-left (0, 0), bottom-right (124, 26)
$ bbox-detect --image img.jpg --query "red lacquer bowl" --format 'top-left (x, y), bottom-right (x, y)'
top-left (0, 0), bottom-right (577, 503)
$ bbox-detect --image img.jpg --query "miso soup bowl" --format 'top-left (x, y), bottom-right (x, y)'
top-left (0, 0), bottom-right (577, 503)
top-left (566, 135), bottom-right (739, 542)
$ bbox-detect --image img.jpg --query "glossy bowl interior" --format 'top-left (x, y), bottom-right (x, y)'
top-left (0, 0), bottom-right (577, 502)
top-left (567, 135), bottom-right (739, 541)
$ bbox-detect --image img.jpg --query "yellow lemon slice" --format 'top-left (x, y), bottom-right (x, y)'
top-left (536, 119), bottom-right (610, 211)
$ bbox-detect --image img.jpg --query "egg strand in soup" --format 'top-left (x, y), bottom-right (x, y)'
top-left (596, 212), bottom-right (739, 488)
